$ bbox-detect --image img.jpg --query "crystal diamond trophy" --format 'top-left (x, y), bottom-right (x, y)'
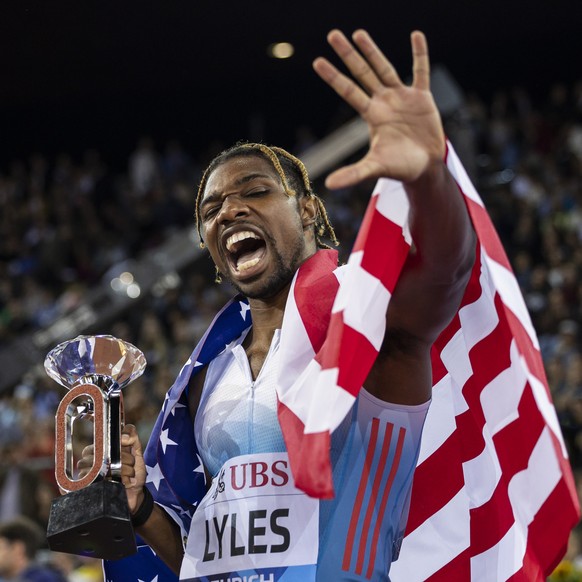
top-left (44, 335), bottom-right (146, 560)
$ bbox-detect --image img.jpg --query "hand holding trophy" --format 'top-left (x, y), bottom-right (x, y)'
top-left (44, 335), bottom-right (146, 560)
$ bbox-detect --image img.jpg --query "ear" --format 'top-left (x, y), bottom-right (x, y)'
top-left (299, 194), bottom-right (318, 229)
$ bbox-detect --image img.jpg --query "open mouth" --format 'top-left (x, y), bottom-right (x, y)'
top-left (225, 230), bottom-right (267, 274)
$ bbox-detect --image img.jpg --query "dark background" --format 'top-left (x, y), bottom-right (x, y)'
top-left (1, 0), bottom-right (581, 168)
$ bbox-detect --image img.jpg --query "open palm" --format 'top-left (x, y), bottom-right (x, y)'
top-left (313, 30), bottom-right (445, 188)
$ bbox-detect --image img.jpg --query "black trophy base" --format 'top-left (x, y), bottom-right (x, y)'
top-left (47, 480), bottom-right (137, 560)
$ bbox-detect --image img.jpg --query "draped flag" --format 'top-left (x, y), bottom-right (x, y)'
top-left (389, 146), bottom-right (581, 580)
top-left (103, 141), bottom-right (578, 582)
top-left (276, 142), bottom-right (580, 580)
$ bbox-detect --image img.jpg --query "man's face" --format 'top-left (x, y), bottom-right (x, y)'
top-left (199, 155), bottom-right (316, 299)
top-left (0, 537), bottom-right (17, 576)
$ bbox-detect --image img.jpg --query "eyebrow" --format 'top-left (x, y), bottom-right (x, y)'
top-left (200, 173), bottom-right (274, 209)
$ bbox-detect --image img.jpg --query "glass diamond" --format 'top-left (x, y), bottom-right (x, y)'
top-left (44, 335), bottom-right (147, 390)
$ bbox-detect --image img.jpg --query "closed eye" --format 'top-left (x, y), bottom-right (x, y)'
top-left (202, 205), bottom-right (220, 221)
top-left (243, 188), bottom-right (269, 198)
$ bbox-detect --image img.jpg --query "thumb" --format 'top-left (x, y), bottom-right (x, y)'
top-left (325, 164), bottom-right (363, 190)
top-left (325, 158), bottom-right (379, 190)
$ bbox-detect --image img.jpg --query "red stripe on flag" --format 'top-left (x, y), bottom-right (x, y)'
top-left (463, 191), bottom-right (512, 272)
top-left (502, 305), bottom-right (547, 395)
top-left (366, 426), bottom-right (406, 579)
top-left (469, 386), bottom-right (544, 555)
top-left (277, 400), bottom-right (334, 498)
top-left (294, 430), bottom-right (333, 498)
top-left (355, 421), bottom-right (394, 576)
top-left (292, 249), bottom-right (339, 352)
top-left (506, 551), bottom-right (545, 582)
top-left (451, 296), bottom-right (515, 457)
top-left (430, 244), bottom-right (483, 385)
top-left (527, 478), bottom-right (579, 575)
top-left (464, 293), bottom-right (514, 390)
top-left (425, 548), bottom-right (471, 581)
top-left (493, 384), bottom-right (544, 473)
top-left (316, 312), bottom-right (378, 397)
top-left (352, 193), bottom-right (379, 254)
top-left (445, 297), bottom-right (539, 501)
top-left (459, 241), bottom-right (486, 308)
top-left (453, 408), bottom-right (487, 464)
top-left (352, 195), bottom-right (410, 291)
top-left (468, 479), bottom-right (514, 557)
top-left (342, 418), bottom-right (381, 572)
top-left (405, 432), bottom-right (465, 534)
top-left (505, 480), bottom-right (577, 581)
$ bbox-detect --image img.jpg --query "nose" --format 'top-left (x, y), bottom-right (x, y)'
top-left (216, 195), bottom-right (249, 224)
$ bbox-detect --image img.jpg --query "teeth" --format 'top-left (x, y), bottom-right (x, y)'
top-left (237, 257), bottom-right (260, 272)
top-left (226, 231), bottom-right (260, 252)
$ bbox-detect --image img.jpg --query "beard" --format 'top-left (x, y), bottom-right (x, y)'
top-left (222, 231), bottom-right (307, 300)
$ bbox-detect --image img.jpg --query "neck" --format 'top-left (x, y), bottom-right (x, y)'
top-left (243, 282), bottom-right (290, 380)
top-left (247, 281), bottom-right (290, 346)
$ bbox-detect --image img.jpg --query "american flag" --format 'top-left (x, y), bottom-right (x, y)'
top-left (103, 142), bottom-right (579, 582)
top-left (390, 146), bottom-right (581, 580)
top-left (278, 142), bottom-right (580, 580)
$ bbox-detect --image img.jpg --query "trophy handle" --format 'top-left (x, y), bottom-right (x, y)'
top-left (55, 382), bottom-right (111, 492)
top-left (108, 389), bottom-right (124, 481)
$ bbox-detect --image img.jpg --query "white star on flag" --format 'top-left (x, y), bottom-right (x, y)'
top-left (194, 360), bottom-right (203, 367)
top-left (145, 463), bottom-right (164, 491)
top-left (194, 454), bottom-right (206, 484)
top-left (178, 358), bottom-right (192, 377)
top-left (170, 402), bottom-right (186, 416)
top-left (224, 338), bottom-right (239, 352)
top-left (239, 300), bottom-right (250, 320)
top-left (138, 576), bottom-right (158, 582)
top-left (159, 428), bottom-right (178, 453)
top-left (172, 503), bottom-right (192, 518)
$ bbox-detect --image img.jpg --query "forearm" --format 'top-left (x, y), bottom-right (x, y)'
top-left (133, 497), bottom-right (185, 575)
top-left (404, 158), bottom-right (476, 286)
top-left (385, 157), bottom-right (476, 344)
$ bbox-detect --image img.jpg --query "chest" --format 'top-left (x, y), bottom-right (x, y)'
top-left (193, 331), bottom-right (286, 476)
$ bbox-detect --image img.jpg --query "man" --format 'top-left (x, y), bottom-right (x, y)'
top-left (96, 29), bottom-right (476, 580)
top-left (0, 517), bottom-right (67, 582)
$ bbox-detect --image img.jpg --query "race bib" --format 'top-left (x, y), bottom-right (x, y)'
top-left (180, 453), bottom-right (319, 582)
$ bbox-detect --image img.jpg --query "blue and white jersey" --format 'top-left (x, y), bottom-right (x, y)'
top-left (185, 330), bottom-right (429, 582)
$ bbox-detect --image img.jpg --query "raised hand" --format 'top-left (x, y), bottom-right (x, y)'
top-left (313, 29), bottom-right (445, 189)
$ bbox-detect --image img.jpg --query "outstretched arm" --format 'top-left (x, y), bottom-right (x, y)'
top-left (314, 30), bottom-right (475, 404)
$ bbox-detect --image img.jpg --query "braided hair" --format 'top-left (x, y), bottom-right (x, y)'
top-left (195, 142), bottom-right (339, 250)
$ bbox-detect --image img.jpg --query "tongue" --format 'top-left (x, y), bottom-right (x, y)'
top-left (236, 247), bottom-right (265, 272)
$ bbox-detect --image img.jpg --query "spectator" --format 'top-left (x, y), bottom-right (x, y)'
top-left (0, 517), bottom-right (67, 581)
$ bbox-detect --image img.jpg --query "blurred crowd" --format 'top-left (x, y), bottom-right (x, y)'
top-left (1, 80), bottom-right (582, 579)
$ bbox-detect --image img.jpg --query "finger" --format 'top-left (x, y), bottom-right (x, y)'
top-left (121, 460), bottom-right (136, 480)
top-left (121, 424), bottom-right (143, 455)
top-left (120, 447), bottom-right (139, 487)
top-left (411, 30), bottom-right (430, 91)
top-left (77, 444), bottom-right (96, 472)
top-left (325, 159), bottom-right (381, 190)
top-left (313, 57), bottom-right (370, 115)
top-left (352, 29), bottom-right (403, 88)
top-left (326, 29), bottom-right (384, 93)
top-left (77, 455), bottom-right (94, 470)
top-left (121, 448), bottom-right (136, 468)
